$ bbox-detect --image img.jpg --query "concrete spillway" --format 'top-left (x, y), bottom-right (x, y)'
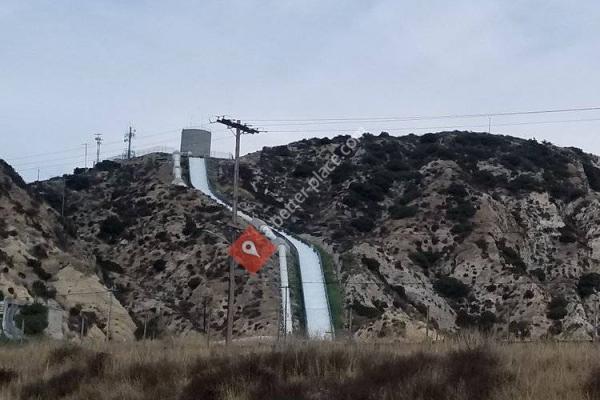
top-left (188, 157), bottom-right (333, 338)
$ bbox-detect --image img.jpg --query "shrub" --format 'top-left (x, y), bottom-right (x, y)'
top-left (351, 217), bottom-right (375, 233)
top-left (188, 276), bottom-right (201, 290)
top-left (546, 296), bottom-right (568, 320)
top-left (31, 280), bottom-right (55, 299)
top-left (0, 368), bottom-right (17, 387)
top-left (497, 241), bottom-right (527, 274)
top-left (95, 160), bottom-right (121, 172)
top-left (577, 273), bottom-right (600, 297)
top-left (433, 276), bottom-right (471, 299)
top-left (361, 257), bottom-right (380, 272)
top-left (98, 216), bottom-right (125, 241)
top-left (584, 162), bottom-right (600, 191)
top-left (329, 162), bottom-right (354, 184)
top-left (65, 175), bottom-right (90, 191)
top-left (385, 158), bottom-right (408, 172)
top-left (292, 161), bottom-right (316, 178)
top-left (15, 303), bottom-right (48, 335)
top-left (509, 320), bottom-right (531, 338)
top-left (389, 205), bottom-right (418, 219)
top-left (152, 259), bottom-right (167, 272)
top-left (27, 258), bottom-right (52, 280)
top-left (446, 199), bottom-right (476, 222)
top-left (96, 255), bottom-right (124, 274)
top-left (558, 225), bottom-right (577, 243)
top-left (409, 249), bottom-right (441, 270)
top-left (349, 182), bottom-right (385, 203)
top-left (478, 311), bottom-right (497, 332)
top-left (446, 183), bottom-right (468, 198)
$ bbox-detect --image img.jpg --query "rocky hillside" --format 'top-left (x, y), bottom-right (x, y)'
top-left (0, 159), bottom-right (135, 340)
top-left (210, 131), bottom-right (600, 340)
top-left (32, 154), bottom-right (282, 340)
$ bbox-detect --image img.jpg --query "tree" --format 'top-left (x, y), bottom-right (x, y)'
top-left (15, 303), bottom-right (48, 335)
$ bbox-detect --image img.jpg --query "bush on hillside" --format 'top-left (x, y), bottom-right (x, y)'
top-left (98, 216), bottom-right (126, 242)
top-left (584, 162), bottom-right (600, 191)
top-left (409, 249), bottom-right (441, 270)
top-left (577, 273), bottom-right (600, 297)
top-left (389, 204), bottom-right (418, 219)
top-left (351, 217), bottom-right (375, 233)
top-left (433, 276), bottom-right (471, 299)
top-left (15, 303), bottom-right (48, 335)
top-left (546, 296), bottom-right (568, 320)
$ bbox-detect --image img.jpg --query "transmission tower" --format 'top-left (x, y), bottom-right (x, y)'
top-left (94, 134), bottom-right (103, 165)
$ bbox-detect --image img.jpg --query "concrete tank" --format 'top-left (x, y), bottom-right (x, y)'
top-left (180, 129), bottom-right (211, 157)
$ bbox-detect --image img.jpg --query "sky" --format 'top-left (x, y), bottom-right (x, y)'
top-left (1, 0), bottom-right (600, 181)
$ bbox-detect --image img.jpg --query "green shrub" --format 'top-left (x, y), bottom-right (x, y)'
top-left (433, 276), bottom-right (471, 299)
top-left (547, 296), bottom-right (568, 320)
top-left (583, 162), bottom-right (600, 191)
top-left (31, 281), bottom-right (55, 299)
top-left (351, 217), bottom-right (375, 233)
top-left (349, 182), bottom-right (385, 203)
top-left (15, 303), bottom-right (48, 335)
top-left (577, 273), bottom-right (600, 297)
top-left (409, 249), bottom-right (441, 270)
top-left (98, 216), bottom-right (125, 241)
top-left (558, 225), bottom-right (577, 243)
top-left (361, 257), bottom-right (380, 272)
top-left (389, 204), bottom-right (418, 219)
top-left (65, 175), bottom-right (90, 191)
top-left (497, 241), bottom-right (527, 274)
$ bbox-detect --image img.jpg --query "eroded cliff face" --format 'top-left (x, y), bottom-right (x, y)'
top-left (211, 131), bottom-right (600, 340)
top-left (0, 159), bottom-right (135, 340)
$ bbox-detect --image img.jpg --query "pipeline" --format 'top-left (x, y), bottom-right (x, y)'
top-left (171, 151), bottom-right (187, 187)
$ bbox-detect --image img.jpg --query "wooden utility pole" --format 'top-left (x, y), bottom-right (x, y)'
top-left (106, 287), bottom-right (114, 341)
top-left (215, 117), bottom-right (259, 347)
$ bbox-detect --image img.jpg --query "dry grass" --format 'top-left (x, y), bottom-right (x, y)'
top-left (2, 336), bottom-right (600, 399)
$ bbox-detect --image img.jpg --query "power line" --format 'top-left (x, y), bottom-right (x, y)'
top-left (263, 116), bottom-right (600, 134)
top-left (244, 105), bottom-right (600, 124)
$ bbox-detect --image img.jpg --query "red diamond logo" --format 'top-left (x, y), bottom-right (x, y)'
top-left (229, 226), bottom-right (277, 274)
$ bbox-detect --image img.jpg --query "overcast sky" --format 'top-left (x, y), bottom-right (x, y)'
top-left (1, 1), bottom-right (600, 181)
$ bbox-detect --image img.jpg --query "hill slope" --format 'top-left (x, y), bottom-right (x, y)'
top-left (31, 154), bottom-right (281, 339)
top-left (210, 131), bottom-right (600, 340)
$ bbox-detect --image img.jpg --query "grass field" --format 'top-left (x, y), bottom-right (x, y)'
top-left (2, 336), bottom-right (600, 399)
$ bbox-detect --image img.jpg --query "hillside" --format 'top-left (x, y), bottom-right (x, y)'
top-left (0, 159), bottom-right (135, 340)
top-left (209, 131), bottom-right (600, 340)
top-left (31, 154), bottom-right (281, 339)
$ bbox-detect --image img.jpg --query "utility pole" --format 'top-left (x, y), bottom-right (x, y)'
top-left (215, 117), bottom-right (260, 347)
top-left (94, 134), bottom-right (103, 166)
top-left (106, 286), bottom-right (114, 341)
top-left (61, 176), bottom-right (66, 218)
top-left (125, 126), bottom-right (136, 160)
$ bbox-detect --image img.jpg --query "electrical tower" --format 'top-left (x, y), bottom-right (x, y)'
top-left (215, 117), bottom-right (260, 347)
top-left (124, 126), bottom-right (136, 159)
top-left (94, 134), bottom-right (103, 165)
